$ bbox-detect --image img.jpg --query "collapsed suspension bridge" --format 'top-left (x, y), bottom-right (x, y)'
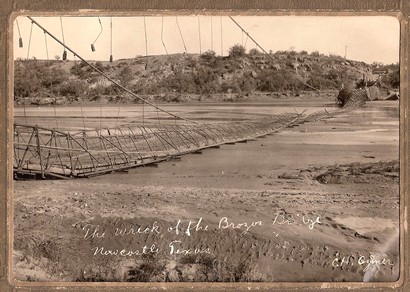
top-left (14, 16), bottom-right (365, 179)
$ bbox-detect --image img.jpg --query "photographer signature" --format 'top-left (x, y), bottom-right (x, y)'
top-left (332, 254), bottom-right (394, 272)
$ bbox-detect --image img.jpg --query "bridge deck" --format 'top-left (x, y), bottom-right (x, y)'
top-left (13, 108), bottom-right (357, 179)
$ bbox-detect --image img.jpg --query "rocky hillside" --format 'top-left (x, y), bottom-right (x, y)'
top-left (14, 48), bottom-right (399, 105)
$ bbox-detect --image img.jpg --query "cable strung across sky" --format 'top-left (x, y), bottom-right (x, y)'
top-left (14, 16), bottom-right (399, 65)
top-left (25, 16), bottom-right (197, 124)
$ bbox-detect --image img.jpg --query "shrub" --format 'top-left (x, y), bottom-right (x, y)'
top-left (229, 44), bottom-right (246, 58)
top-left (248, 48), bottom-right (260, 56)
top-left (118, 67), bottom-right (133, 87)
top-left (256, 69), bottom-right (302, 92)
top-left (200, 50), bottom-right (216, 63)
top-left (59, 79), bottom-right (88, 98)
top-left (310, 50), bottom-right (320, 57)
top-left (160, 71), bottom-right (197, 93)
top-left (307, 71), bottom-right (337, 90)
top-left (381, 69), bottom-right (400, 88)
top-left (14, 59), bottom-right (67, 98)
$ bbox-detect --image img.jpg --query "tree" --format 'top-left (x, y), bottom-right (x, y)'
top-left (228, 44), bottom-right (246, 58)
top-left (54, 55), bottom-right (61, 61)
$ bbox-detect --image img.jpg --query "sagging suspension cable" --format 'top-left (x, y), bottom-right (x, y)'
top-left (44, 31), bottom-right (49, 60)
top-left (16, 19), bottom-right (23, 48)
top-left (60, 17), bottom-right (67, 60)
top-left (26, 21), bottom-right (33, 59)
top-left (229, 16), bottom-right (320, 92)
top-left (161, 16), bottom-right (168, 55)
top-left (176, 17), bottom-right (187, 53)
top-left (27, 16), bottom-right (197, 125)
top-left (91, 17), bottom-right (103, 52)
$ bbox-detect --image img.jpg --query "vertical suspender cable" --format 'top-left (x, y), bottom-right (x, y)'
top-left (220, 16), bottom-right (223, 56)
top-left (210, 16), bottom-right (213, 51)
top-left (198, 16), bottom-right (202, 54)
top-left (109, 17), bottom-right (113, 62)
top-left (74, 53), bottom-right (78, 74)
top-left (27, 16), bottom-right (197, 124)
top-left (176, 17), bottom-right (187, 53)
top-left (16, 19), bottom-right (23, 48)
top-left (60, 17), bottom-right (65, 44)
top-left (74, 54), bottom-right (86, 130)
top-left (91, 17), bottom-right (103, 52)
top-left (115, 101), bottom-right (121, 128)
top-left (103, 19), bottom-right (108, 124)
top-left (60, 17), bottom-right (67, 60)
top-left (44, 32), bottom-right (59, 129)
top-left (143, 17), bottom-right (147, 125)
top-left (111, 17), bottom-right (121, 128)
top-left (143, 17), bottom-right (148, 57)
top-left (26, 21), bottom-right (33, 59)
top-left (23, 21), bottom-right (34, 124)
top-left (104, 19), bottom-right (110, 127)
top-left (161, 16), bottom-right (168, 55)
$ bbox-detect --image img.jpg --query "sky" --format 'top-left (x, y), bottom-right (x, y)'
top-left (13, 15), bottom-right (400, 65)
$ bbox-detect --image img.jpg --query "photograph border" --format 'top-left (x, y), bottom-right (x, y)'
top-left (1, 0), bottom-right (409, 290)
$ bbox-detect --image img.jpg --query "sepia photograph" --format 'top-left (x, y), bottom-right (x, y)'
top-left (12, 15), bottom-right (400, 283)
